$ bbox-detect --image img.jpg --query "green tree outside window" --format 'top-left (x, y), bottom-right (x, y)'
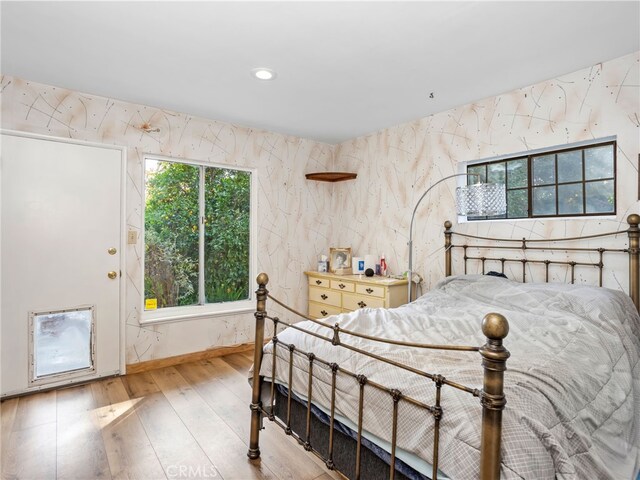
top-left (144, 160), bottom-right (251, 309)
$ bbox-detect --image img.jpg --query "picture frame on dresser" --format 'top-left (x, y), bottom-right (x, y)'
top-left (329, 247), bottom-right (352, 275)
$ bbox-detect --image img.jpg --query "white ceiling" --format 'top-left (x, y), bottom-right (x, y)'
top-left (1, 1), bottom-right (639, 144)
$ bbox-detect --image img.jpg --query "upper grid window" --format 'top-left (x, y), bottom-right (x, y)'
top-left (144, 157), bottom-right (252, 310)
top-left (466, 141), bottom-right (616, 220)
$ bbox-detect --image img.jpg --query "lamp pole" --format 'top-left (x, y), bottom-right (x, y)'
top-left (407, 172), bottom-right (480, 302)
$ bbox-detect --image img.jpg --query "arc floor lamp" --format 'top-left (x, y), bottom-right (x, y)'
top-left (407, 173), bottom-right (506, 301)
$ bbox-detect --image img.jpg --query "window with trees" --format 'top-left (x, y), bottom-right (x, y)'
top-left (466, 141), bottom-right (616, 220)
top-left (144, 157), bottom-right (253, 313)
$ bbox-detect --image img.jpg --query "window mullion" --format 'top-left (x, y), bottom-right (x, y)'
top-left (504, 162), bottom-right (509, 219)
top-left (554, 154), bottom-right (559, 216)
top-left (199, 166), bottom-right (206, 305)
top-left (582, 149), bottom-right (586, 215)
top-left (527, 154), bottom-right (533, 218)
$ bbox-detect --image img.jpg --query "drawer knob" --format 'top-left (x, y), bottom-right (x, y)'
top-left (338, 283), bottom-right (345, 289)
top-left (321, 294), bottom-right (328, 300)
top-left (365, 288), bottom-right (374, 294)
top-left (357, 301), bottom-right (367, 308)
top-left (321, 310), bottom-right (328, 316)
top-left (316, 280), bottom-right (322, 285)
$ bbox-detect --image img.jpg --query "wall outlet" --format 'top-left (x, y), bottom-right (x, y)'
top-left (127, 230), bottom-right (138, 244)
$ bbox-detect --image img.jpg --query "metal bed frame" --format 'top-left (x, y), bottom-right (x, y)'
top-left (247, 214), bottom-right (639, 480)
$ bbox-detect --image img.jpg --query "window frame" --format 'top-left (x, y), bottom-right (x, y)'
top-left (141, 154), bottom-right (257, 325)
top-left (463, 139), bottom-right (617, 221)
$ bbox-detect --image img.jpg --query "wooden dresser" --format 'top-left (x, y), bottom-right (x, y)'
top-left (304, 271), bottom-right (408, 319)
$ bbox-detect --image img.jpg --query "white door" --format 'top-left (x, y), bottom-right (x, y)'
top-left (1, 133), bottom-right (124, 397)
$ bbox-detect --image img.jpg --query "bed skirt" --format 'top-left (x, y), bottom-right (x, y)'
top-left (270, 382), bottom-right (429, 480)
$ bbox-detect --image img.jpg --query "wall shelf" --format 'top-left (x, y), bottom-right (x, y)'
top-left (305, 172), bottom-right (357, 182)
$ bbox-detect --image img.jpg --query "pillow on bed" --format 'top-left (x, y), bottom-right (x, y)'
top-left (485, 271), bottom-right (507, 278)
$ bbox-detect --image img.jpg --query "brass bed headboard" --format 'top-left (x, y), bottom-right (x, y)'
top-left (444, 214), bottom-right (640, 312)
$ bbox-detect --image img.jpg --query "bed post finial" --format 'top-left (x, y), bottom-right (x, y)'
top-left (248, 273), bottom-right (269, 459)
top-left (481, 312), bottom-right (509, 342)
top-left (479, 312), bottom-right (510, 480)
top-left (444, 220), bottom-right (453, 277)
top-left (628, 214), bottom-right (639, 312)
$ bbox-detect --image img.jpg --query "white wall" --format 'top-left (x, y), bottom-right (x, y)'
top-left (331, 51), bottom-right (640, 292)
top-left (0, 75), bottom-right (335, 364)
top-left (1, 50), bottom-right (638, 364)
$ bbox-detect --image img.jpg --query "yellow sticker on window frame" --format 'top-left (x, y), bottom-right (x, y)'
top-left (145, 298), bottom-right (157, 310)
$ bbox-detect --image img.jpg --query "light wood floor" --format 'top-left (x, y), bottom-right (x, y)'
top-left (1, 351), bottom-right (341, 480)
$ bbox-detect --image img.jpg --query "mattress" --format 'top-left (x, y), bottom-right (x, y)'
top-left (256, 275), bottom-right (640, 479)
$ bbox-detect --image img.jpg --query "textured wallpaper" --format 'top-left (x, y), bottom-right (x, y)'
top-left (332, 51), bottom-right (640, 293)
top-left (0, 75), bottom-right (334, 363)
top-left (1, 50), bottom-right (638, 364)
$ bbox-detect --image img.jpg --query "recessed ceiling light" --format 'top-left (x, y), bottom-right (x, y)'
top-left (251, 68), bottom-right (276, 80)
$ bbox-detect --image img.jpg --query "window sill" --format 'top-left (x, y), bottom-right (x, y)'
top-left (140, 300), bottom-right (255, 326)
top-left (458, 214), bottom-right (617, 224)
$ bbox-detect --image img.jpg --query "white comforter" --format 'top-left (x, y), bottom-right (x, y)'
top-left (258, 275), bottom-right (640, 479)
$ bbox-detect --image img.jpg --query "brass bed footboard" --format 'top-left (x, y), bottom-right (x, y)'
top-left (247, 273), bottom-right (510, 480)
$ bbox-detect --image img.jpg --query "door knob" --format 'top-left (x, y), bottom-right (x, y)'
top-left (108, 247), bottom-right (117, 255)
top-left (107, 271), bottom-right (118, 279)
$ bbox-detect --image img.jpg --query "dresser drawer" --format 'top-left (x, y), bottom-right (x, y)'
top-left (330, 279), bottom-right (355, 293)
top-left (309, 302), bottom-right (341, 319)
top-left (308, 276), bottom-right (329, 288)
top-left (343, 293), bottom-right (384, 310)
top-left (309, 286), bottom-right (341, 307)
top-left (355, 284), bottom-right (385, 298)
